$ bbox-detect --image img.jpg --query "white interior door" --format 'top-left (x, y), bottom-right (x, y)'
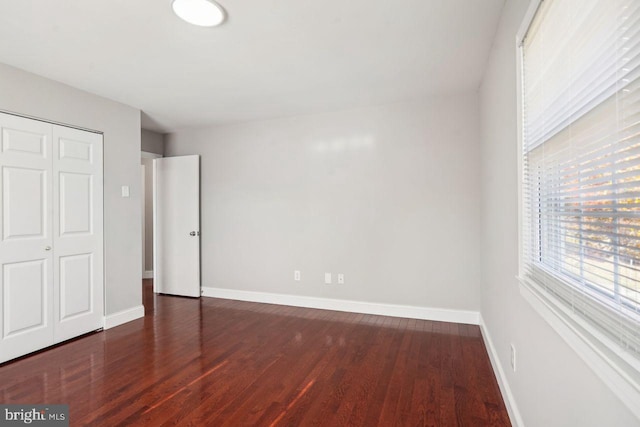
top-left (52, 125), bottom-right (103, 343)
top-left (0, 114), bottom-right (54, 362)
top-left (0, 113), bottom-right (104, 363)
top-left (154, 155), bottom-right (200, 297)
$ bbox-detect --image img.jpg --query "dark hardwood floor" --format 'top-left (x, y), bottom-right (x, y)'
top-left (0, 280), bottom-right (510, 426)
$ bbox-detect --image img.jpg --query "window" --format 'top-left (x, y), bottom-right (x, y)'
top-left (521, 0), bottom-right (640, 370)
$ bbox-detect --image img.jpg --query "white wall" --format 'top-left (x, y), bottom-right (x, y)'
top-left (479, 1), bottom-right (639, 425)
top-left (165, 96), bottom-right (481, 313)
top-left (0, 62), bottom-right (142, 316)
top-left (141, 129), bottom-right (164, 155)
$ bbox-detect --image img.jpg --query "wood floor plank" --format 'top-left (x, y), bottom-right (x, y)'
top-left (0, 280), bottom-right (511, 426)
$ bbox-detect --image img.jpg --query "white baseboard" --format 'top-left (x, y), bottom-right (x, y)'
top-left (479, 314), bottom-right (524, 427)
top-left (143, 270), bottom-right (153, 279)
top-left (201, 287), bottom-right (479, 325)
top-left (104, 305), bottom-right (145, 329)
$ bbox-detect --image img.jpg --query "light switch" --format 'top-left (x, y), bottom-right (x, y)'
top-left (121, 185), bottom-right (130, 198)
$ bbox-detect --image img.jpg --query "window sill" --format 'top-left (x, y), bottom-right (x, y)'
top-left (518, 277), bottom-right (640, 420)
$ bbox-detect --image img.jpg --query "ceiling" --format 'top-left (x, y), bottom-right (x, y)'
top-left (0, 0), bottom-right (505, 133)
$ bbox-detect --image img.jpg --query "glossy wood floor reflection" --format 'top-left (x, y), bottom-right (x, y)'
top-left (0, 280), bottom-right (510, 426)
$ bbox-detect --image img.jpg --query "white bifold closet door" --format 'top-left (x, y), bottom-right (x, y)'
top-left (0, 112), bottom-right (103, 363)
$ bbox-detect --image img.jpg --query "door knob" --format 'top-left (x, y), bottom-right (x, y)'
top-left (189, 231), bottom-right (200, 236)
top-left (45, 246), bottom-right (51, 251)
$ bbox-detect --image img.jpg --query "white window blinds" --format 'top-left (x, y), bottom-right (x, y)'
top-left (522, 0), bottom-right (640, 360)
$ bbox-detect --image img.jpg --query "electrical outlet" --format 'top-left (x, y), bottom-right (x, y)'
top-left (325, 273), bottom-right (332, 284)
top-left (294, 270), bottom-right (301, 281)
top-left (337, 274), bottom-right (344, 284)
top-left (510, 344), bottom-right (516, 372)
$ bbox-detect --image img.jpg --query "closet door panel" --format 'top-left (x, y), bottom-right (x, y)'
top-left (3, 260), bottom-right (48, 336)
top-left (53, 125), bottom-right (103, 342)
top-left (0, 113), bottom-right (54, 363)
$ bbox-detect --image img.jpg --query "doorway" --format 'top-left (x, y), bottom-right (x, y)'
top-left (141, 151), bottom-right (162, 311)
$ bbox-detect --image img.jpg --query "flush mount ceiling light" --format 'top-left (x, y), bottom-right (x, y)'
top-left (172, 0), bottom-right (226, 27)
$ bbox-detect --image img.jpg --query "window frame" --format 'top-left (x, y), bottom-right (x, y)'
top-left (516, 0), bottom-right (640, 418)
